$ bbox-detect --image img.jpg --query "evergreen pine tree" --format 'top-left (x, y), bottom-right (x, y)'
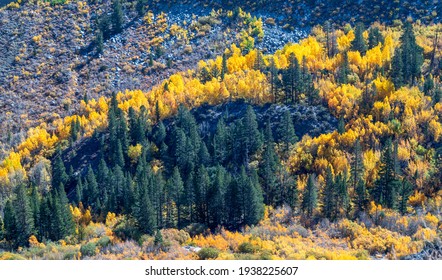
top-left (238, 167), bottom-right (264, 227)
top-left (351, 23), bottom-right (368, 54)
top-left (13, 184), bottom-right (35, 247)
top-left (115, 140), bottom-right (125, 168)
top-left (153, 121), bottom-right (166, 146)
top-left (221, 52), bottom-right (228, 80)
top-left (95, 30), bottom-right (104, 54)
top-left (374, 139), bottom-right (401, 209)
top-left (254, 49), bottom-right (265, 71)
top-left (337, 116), bottom-right (345, 134)
top-left (3, 200), bottom-right (17, 246)
top-left (213, 118), bottom-right (228, 164)
top-left (350, 139), bottom-right (364, 191)
top-left (401, 21), bottom-right (424, 85)
top-left (277, 110), bottom-right (297, 155)
top-left (52, 148), bottom-right (68, 193)
top-left (302, 174), bottom-right (318, 217)
top-left (368, 26), bottom-right (384, 49)
top-left (391, 48), bottom-right (404, 88)
top-left (259, 130), bottom-right (280, 206)
top-left (112, 0), bottom-right (124, 34)
top-left (85, 165), bottom-right (99, 208)
top-left (198, 142), bottom-right (210, 166)
top-left (75, 177), bottom-right (83, 205)
top-left (269, 57), bottom-right (279, 102)
top-left (335, 171), bottom-right (350, 218)
top-left (285, 174), bottom-right (299, 212)
top-left (355, 179), bottom-right (367, 214)
top-left (243, 106), bottom-right (262, 157)
top-left (134, 180), bottom-right (156, 235)
top-left (398, 179), bottom-right (412, 214)
top-left (207, 166), bottom-right (227, 228)
top-left (154, 229), bottom-right (163, 245)
top-left (282, 53), bottom-right (301, 103)
top-left (322, 166), bottom-right (336, 220)
top-left (195, 165), bottom-right (210, 225)
top-left (30, 185), bottom-right (40, 237)
top-left (423, 75), bottom-right (435, 96)
top-left (338, 52), bottom-right (351, 84)
top-left (166, 167), bottom-right (184, 228)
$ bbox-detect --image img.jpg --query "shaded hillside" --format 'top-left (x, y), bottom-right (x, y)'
top-left (61, 100), bottom-right (337, 198)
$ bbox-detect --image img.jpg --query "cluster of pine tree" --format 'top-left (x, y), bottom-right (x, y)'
top-left (94, 0), bottom-right (124, 54)
top-left (0, 148), bottom-right (74, 248)
top-left (0, 93), bottom-right (305, 248)
top-left (72, 97), bottom-right (305, 236)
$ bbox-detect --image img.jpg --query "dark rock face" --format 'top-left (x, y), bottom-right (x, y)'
top-left (189, 100), bottom-right (337, 138)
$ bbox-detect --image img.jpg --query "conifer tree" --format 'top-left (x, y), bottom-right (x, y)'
top-left (254, 49), bottom-right (265, 71)
top-left (30, 185), bottom-right (40, 237)
top-left (302, 174), bottom-right (318, 217)
top-left (350, 139), bottom-right (364, 191)
top-left (351, 23), bottom-right (368, 55)
top-left (115, 140), bottom-right (125, 168)
top-left (259, 121), bottom-right (280, 206)
top-left (398, 179), bottom-right (412, 214)
top-left (355, 179), bottom-right (367, 214)
top-left (95, 30), bottom-right (104, 54)
top-left (183, 169), bottom-right (195, 225)
top-left (335, 171), bottom-right (350, 218)
top-left (123, 173), bottom-right (135, 214)
top-left (154, 229), bottom-right (163, 245)
top-left (423, 75), bottom-right (435, 96)
top-left (13, 184), bottom-right (34, 247)
top-left (391, 48), bottom-right (404, 87)
top-left (39, 196), bottom-right (51, 241)
top-left (277, 110), bottom-right (297, 155)
top-left (112, 165), bottom-right (125, 212)
top-left (374, 139), bottom-right (401, 209)
top-left (153, 120), bottom-right (166, 146)
top-left (282, 53), bottom-right (301, 103)
top-left (337, 116), bottom-right (345, 134)
top-left (285, 173), bottom-right (299, 212)
top-left (133, 183), bottom-right (156, 235)
top-left (269, 57), bottom-right (279, 102)
top-left (338, 52), bottom-right (351, 84)
top-left (152, 170), bottom-right (164, 228)
top-left (400, 21), bottom-right (423, 85)
top-left (236, 167), bottom-right (264, 227)
top-left (75, 177), bottom-right (83, 205)
top-left (207, 166), bottom-right (228, 228)
top-left (243, 106), bottom-right (262, 157)
top-left (368, 26), bottom-right (384, 49)
top-left (52, 148), bottom-right (68, 193)
top-left (85, 165), bottom-right (99, 208)
top-left (221, 52), bottom-right (228, 80)
top-left (3, 200), bottom-right (17, 246)
top-left (322, 166), bottom-right (336, 220)
top-left (166, 167), bottom-right (184, 228)
top-left (198, 142), bottom-right (210, 166)
top-left (195, 165), bottom-right (210, 225)
top-left (213, 118), bottom-right (228, 164)
top-left (112, 0), bottom-right (124, 34)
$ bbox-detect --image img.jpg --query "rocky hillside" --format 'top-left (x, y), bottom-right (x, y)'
top-left (0, 0), bottom-right (305, 158)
